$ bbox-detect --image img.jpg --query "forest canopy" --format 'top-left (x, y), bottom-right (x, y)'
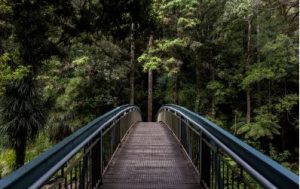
top-left (0, 0), bottom-right (298, 176)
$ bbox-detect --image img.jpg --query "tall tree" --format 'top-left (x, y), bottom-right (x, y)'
top-left (0, 0), bottom-right (73, 168)
top-left (147, 34), bottom-right (154, 122)
top-left (130, 23), bottom-right (136, 104)
top-left (0, 0), bottom-right (154, 168)
top-left (246, 1), bottom-right (252, 124)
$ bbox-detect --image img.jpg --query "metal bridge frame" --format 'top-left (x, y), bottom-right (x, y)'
top-left (0, 104), bottom-right (298, 189)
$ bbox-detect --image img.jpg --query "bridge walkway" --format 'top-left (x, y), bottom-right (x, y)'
top-left (101, 122), bottom-right (200, 189)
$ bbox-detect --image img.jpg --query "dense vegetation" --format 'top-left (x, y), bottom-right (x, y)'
top-left (0, 0), bottom-right (298, 177)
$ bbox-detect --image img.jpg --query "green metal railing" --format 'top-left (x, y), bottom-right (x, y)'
top-left (0, 105), bottom-right (141, 189)
top-left (157, 104), bottom-right (299, 189)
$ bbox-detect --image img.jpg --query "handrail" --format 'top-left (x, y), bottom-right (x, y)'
top-left (0, 104), bottom-right (141, 189)
top-left (158, 104), bottom-right (299, 189)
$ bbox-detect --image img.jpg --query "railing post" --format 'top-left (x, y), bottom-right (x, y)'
top-left (80, 148), bottom-right (88, 189)
top-left (111, 124), bottom-right (115, 155)
top-left (201, 137), bottom-right (211, 188)
top-left (187, 126), bottom-right (191, 156)
top-left (180, 120), bottom-right (184, 146)
top-left (100, 131), bottom-right (103, 180)
top-left (179, 116), bottom-right (181, 141)
top-left (91, 135), bottom-right (102, 188)
top-left (215, 147), bottom-right (223, 189)
top-left (117, 121), bottom-right (120, 146)
top-left (199, 131), bottom-right (203, 182)
top-left (60, 165), bottom-right (65, 189)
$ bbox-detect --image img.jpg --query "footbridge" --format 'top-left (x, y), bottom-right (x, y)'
top-left (0, 105), bottom-right (298, 189)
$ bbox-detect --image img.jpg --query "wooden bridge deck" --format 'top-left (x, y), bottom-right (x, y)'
top-left (101, 122), bottom-right (200, 189)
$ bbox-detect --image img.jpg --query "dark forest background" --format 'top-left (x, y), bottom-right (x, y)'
top-left (0, 0), bottom-right (298, 176)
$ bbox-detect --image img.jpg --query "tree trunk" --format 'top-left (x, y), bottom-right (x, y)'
top-left (257, 82), bottom-right (261, 106)
top-left (281, 79), bottom-right (288, 150)
top-left (256, 14), bottom-right (261, 107)
top-left (174, 75), bottom-right (179, 104)
top-left (268, 80), bottom-right (271, 110)
top-left (147, 34), bottom-right (154, 122)
top-left (246, 89), bottom-right (251, 124)
top-left (130, 23), bottom-right (135, 104)
top-left (246, 14), bottom-right (252, 124)
top-left (210, 48), bottom-right (216, 118)
top-left (194, 59), bottom-right (200, 113)
top-left (14, 134), bottom-right (27, 169)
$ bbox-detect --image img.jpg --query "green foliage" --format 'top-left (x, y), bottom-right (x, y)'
top-left (0, 150), bottom-right (15, 177)
top-left (269, 144), bottom-right (291, 163)
top-left (269, 144), bottom-right (299, 174)
top-left (0, 0), bottom-right (153, 174)
top-left (222, 0), bottom-right (250, 20)
top-left (138, 38), bottom-right (188, 74)
top-left (25, 132), bottom-right (51, 163)
top-left (261, 34), bottom-right (298, 80)
top-left (138, 54), bottom-right (163, 71)
top-left (156, 39), bottom-right (187, 53)
top-left (242, 65), bottom-right (274, 89)
top-left (144, 2), bottom-right (298, 175)
top-left (0, 53), bottom-right (30, 95)
top-left (275, 94), bottom-right (299, 113)
top-left (206, 115), bottom-right (226, 128)
top-left (237, 108), bottom-right (280, 140)
top-left (40, 38), bottom-right (130, 143)
top-left (206, 80), bottom-right (232, 104)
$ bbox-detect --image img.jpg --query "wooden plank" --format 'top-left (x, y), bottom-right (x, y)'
top-left (101, 122), bottom-right (200, 189)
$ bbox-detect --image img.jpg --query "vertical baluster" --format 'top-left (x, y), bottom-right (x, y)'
top-left (214, 151), bottom-right (217, 189)
top-left (100, 131), bottom-right (103, 177)
top-left (199, 131), bottom-right (203, 183)
top-left (215, 149), bottom-right (223, 189)
top-left (118, 121), bottom-right (120, 145)
top-left (59, 167), bottom-right (63, 189)
top-left (111, 125), bottom-right (114, 156)
top-left (63, 164), bottom-right (67, 189)
top-left (86, 152), bottom-right (89, 188)
top-left (222, 158), bottom-right (225, 189)
top-left (239, 168), bottom-right (243, 189)
top-left (226, 162), bottom-right (229, 189)
top-left (75, 164), bottom-right (78, 189)
top-left (92, 135), bottom-right (102, 188)
top-left (179, 117), bottom-right (181, 142)
top-left (197, 134), bottom-right (200, 172)
top-left (231, 165), bottom-right (234, 189)
top-left (211, 150), bottom-right (214, 189)
top-left (187, 127), bottom-right (190, 156)
top-left (191, 130), bottom-right (193, 161)
top-left (91, 138), bottom-right (96, 187)
top-left (171, 113), bottom-right (174, 132)
top-left (175, 115), bottom-right (178, 134)
top-left (78, 160), bottom-right (81, 189)
top-left (70, 168), bottom-right (73, 189)
top-left (237, 167), bottom-right (240, 189)
top-left (80, 148), bottom-right (87, 189)
top-left (201, 139), bottom-right (211, 188)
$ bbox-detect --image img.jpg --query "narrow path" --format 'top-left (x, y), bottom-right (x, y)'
top-left (101, 122), bottom-right (200, 189)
